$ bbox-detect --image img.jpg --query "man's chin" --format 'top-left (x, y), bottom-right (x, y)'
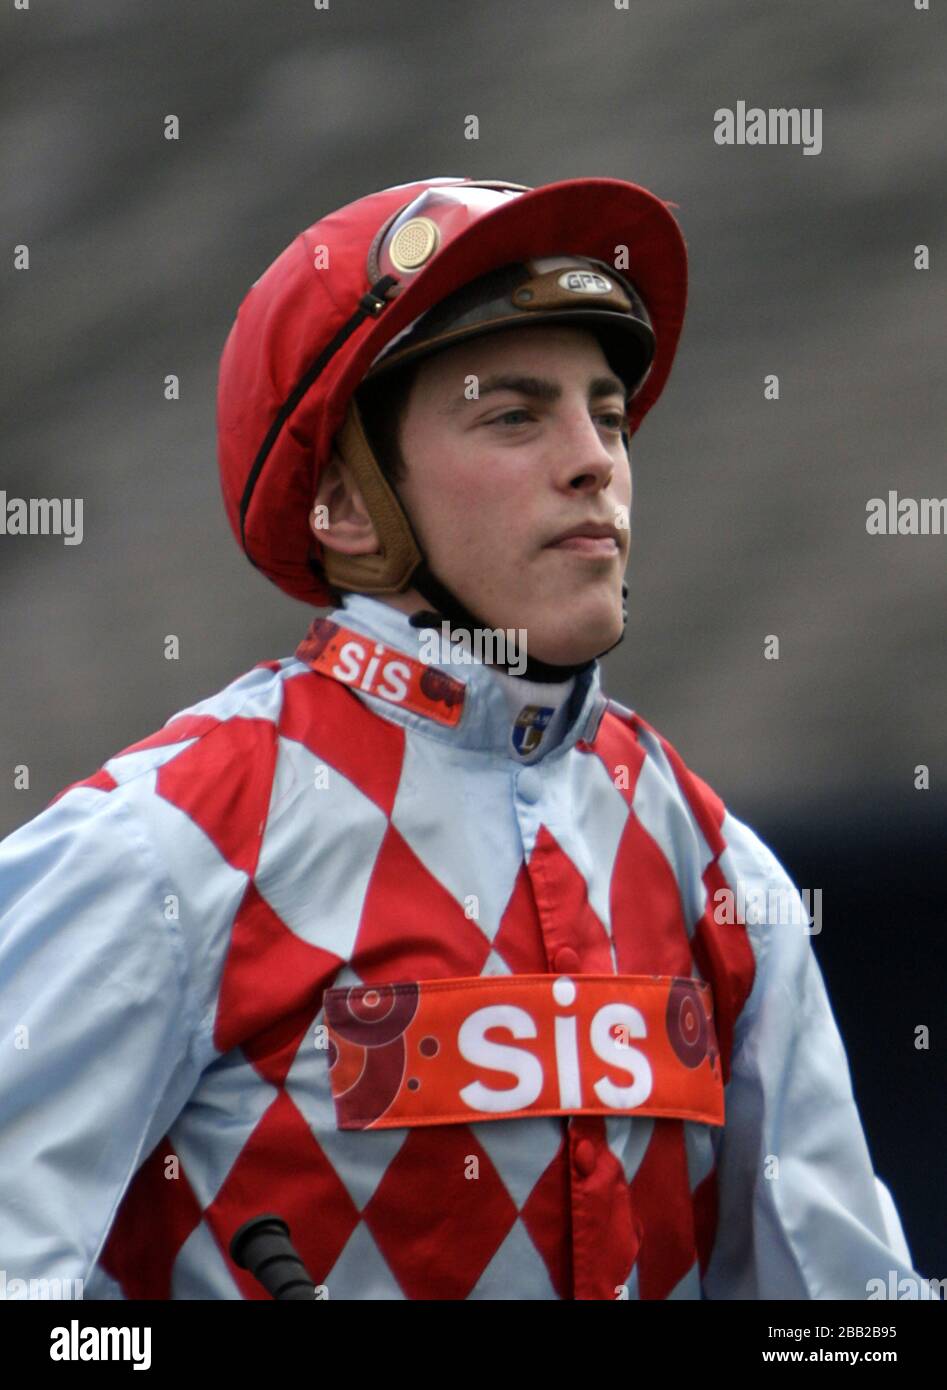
top-left (405, 579), bottom-right (624, 665)
top-left (519, 604), bottom-right (625, 668)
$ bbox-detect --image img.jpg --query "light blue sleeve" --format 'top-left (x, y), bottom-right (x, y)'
top-left (0, 787), bottom-right (210, 1293)
top-left (700, 812), bottom-right (937, 1301)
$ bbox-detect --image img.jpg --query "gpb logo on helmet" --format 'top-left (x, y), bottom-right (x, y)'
top-left (558, 269), bottom-right (614, 295)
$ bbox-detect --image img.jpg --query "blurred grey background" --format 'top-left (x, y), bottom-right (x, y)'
top-left (2, 1), bottom-right (944, 1275)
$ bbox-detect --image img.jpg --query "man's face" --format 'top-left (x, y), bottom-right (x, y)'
top-left (388, 324), bottom-right (632, 667)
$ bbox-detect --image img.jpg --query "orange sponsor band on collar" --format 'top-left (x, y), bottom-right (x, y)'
top-left (324, 973), bottom-right (724, 1130)
top-left (295, 617), bottom-right (466, 726)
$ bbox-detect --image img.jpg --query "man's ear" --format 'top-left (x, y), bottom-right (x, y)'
top-left (309, 448), bottom-right (382, 555)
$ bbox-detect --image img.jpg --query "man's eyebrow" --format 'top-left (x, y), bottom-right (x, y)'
top-left (442, 372), bottom-right (628, 416)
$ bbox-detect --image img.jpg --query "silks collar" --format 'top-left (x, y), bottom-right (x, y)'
top-left (293, 593), bottom-right (607, 761)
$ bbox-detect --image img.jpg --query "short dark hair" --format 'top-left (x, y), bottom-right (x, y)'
top-left (354, 359), bottom-right (422, 487)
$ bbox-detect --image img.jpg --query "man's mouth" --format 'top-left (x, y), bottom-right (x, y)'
top-left (543, 520), bottom-right (623, 555)
top-left (545, 535), bottom-right (619, 555)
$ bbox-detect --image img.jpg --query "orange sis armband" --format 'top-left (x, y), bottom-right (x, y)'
top-left (324, 973), bottom-right (725, 1130)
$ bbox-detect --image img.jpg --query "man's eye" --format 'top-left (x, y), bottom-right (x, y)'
top-left (486, 405), bottom-right (628, 428)
top-left (491, 409), bottom-right (532, 426)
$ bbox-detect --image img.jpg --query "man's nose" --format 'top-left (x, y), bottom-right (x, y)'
top-left (555, 410), bottom-right (619, 493)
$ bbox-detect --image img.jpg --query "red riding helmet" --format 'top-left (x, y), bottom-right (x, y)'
top-left (217, 175), bottom-right (688, 609)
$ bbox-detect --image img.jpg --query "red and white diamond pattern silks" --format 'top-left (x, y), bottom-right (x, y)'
top-left (59, 640), bottom-right (757, 1301)
top-left (0, 597), bottom-right (923, 1299)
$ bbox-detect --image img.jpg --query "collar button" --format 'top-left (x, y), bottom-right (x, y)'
top-left (515, 767), bottom-right (542, 803)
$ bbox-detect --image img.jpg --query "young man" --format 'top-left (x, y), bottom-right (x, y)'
top-left (0, 176), bottom-right (927, 1300)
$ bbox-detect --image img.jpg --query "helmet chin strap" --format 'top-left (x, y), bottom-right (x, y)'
top-left (406, 559), bottom-right (629, 681)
